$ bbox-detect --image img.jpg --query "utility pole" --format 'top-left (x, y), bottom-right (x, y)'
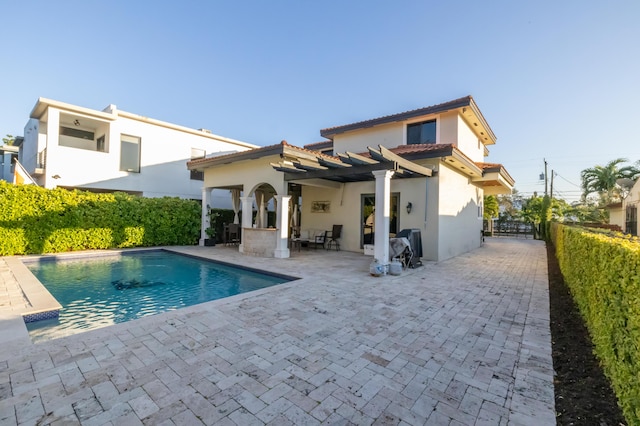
top-left (550, 170), bottom-right (554, 199)
top-left (544, 159), bottom-right (548, 196)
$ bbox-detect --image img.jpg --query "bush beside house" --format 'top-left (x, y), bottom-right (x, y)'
top-left (0, 181), bottom-right (201, 255)
top-left (551, 222), bottom-right (640, 425)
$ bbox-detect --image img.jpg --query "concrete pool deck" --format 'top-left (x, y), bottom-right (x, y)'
top-left (0, 238), bottom-right (555, 425)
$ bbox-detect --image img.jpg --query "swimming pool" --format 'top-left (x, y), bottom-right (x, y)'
top-left (24, 250), bottom-right (293, 342)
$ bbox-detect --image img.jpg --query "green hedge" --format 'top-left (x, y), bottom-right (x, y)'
top-left (551, 222), bottom-right (640, 425)
top-left (0, 181), bottom-right (201, 255)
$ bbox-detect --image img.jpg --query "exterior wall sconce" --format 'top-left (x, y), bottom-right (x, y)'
top-left (406, 202), bottom-right (413, 214)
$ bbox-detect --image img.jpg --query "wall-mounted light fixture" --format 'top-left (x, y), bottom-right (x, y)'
top-left (406, 202), bottom-right (413, 214)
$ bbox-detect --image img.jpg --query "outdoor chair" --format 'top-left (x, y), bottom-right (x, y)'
top-left (308, 231), bottom-right (327, 249)
top-left (289, 227), bottom-right (309, 251)
top-left (326, 224), bottom-right (342, 251)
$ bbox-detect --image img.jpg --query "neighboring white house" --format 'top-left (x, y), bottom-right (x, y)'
top-left (17, 98), bottom-right (257, 203)
top-left (188, 95), bottom-right (515, 262)
top-left (609, 179), bottom-right (639, 235)
top-left (0, 143), bottom-right (19, 182)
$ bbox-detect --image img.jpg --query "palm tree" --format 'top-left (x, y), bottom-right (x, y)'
top-left (580, 158), bottom-right (640, 203)
top-left (483, 195), bottom-right (499, 220)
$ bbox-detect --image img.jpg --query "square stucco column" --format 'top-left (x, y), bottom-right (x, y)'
top-left (239, 196), bottom-right (253, 254)
top-left (199, 187), bottom-right (212, 246)
top-left (273, 195), bottom-right (291, 258)
top-left (373, 170), bottom-right (394, 268)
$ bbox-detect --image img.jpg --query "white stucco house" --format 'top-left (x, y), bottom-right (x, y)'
top-left (188, 96), bottom-right (515, 263)
top-left (609, 179), bottom-right (639, 235)
top-left (16, 98), bottom-right (257, 202)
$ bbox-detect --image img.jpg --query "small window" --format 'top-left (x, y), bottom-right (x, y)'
top-left (120, 135), bottom-right (141, 172)
top-left (407, 119), bottom-right (436, 145)
top-left (60, 126), bottom-right (95, 140)
top-left (190, 148), bottom-right (205, 180)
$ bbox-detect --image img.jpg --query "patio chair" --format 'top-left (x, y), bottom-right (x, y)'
top-left (226, 223), bottom-right (240, 246)
top-left (326, 224), bottom-right (342, 251)
top-left (309, 230), bottom-right (327, 249)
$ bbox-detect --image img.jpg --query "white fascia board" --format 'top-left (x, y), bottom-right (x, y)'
top-left (30, 98), bottom-right (117, 121)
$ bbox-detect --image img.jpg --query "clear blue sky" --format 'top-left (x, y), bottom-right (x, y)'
top-left (2, 1), bottom-right (639, 203)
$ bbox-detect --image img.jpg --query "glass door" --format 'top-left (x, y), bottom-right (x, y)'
top-left (361, 193), bottom-right (399, 247)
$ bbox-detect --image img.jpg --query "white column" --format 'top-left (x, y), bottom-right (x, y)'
top-left (200, 187), bottom-right (212, 246)
top-left (273, 195), bottom-right (291, 258)
top-left (239, 196), bottom-right (253, 253)
top-left (373, 170), bottom-right (394, 270)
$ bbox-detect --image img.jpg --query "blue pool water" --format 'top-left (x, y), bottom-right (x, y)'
top-left (25, 250), bottom-right (292, 342)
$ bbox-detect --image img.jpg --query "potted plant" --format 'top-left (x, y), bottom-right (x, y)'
top-left (205, 210), bottom-right (220, 246)
top-left (204, 226), bottom-right (216, 246)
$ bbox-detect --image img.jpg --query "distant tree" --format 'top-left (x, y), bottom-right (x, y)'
top-left (580, 158), bottom-right (640, 204)
top-left (567, 199), bottom-right (609, 223)
top-left (483, 195), bottom-right (499, 220)
top-left (2, 134), bottom-right (14, 146)
top-left (497, 189), bottom-right (524, 221)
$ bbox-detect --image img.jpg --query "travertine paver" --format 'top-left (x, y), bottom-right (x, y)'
top-left (0, 238), bottom-right (555, 425)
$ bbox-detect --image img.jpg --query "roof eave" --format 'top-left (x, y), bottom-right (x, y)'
top-left (320, 96), bottom-right (473, 139)
top-left (30, 98), bottom-right (117, 121)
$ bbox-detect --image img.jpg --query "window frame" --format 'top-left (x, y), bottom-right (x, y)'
top-left (406, 119), bottom-right (437, 145)
top-left (119, 134), bottom-right (141, 173)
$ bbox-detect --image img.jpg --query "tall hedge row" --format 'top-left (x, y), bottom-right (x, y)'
top-left (0, 181), bottom-right (201, 255)
top-left (551, 222), bottom-right (640, 425)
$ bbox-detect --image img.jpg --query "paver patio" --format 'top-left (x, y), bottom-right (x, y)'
top-left (0, 238), bottom-right (555, 425)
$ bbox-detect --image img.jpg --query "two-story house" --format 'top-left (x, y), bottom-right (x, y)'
top-left (17, 98), bottom-right (257, 204)
top-left (188, 96), bottom-right (514, 262)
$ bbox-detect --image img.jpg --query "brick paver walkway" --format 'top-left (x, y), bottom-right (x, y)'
top-left (0, 238), bottom-right (554, 425)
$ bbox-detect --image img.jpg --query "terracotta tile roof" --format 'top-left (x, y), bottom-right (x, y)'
top-left (303, 140), bottom-right (333, 150)
top-left (320, 96), bottom-right (474, 138)
top-left (476, 161), bottom-right (515, 185)
top-left (187, 140), bottom-right (340, 169)
top-left (475, 162), bottom-right (503, 170)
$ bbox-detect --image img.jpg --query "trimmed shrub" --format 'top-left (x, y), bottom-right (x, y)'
top-left (0, 181), bottom-right (201, 255)
top-left (551, 222), bottom-right (640, 425)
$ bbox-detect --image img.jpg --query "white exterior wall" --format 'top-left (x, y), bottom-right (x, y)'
top-left (23, 102), bottom-right (255, 200)
top-left (609, 206), bottom-right (624, 229)
top-left (20, 119), bottom-right (40, 174)
top-left (332, 123), bottom-right (404, 154)
top-left (455, 115), bottom-right (484, 162)
top-left (42, 109), bottom-right (61, 189)
top-left (437, 164), bottom-right (483, 260)
top-left (203, 155), bottom-right (288, 199)
top-left (438, 112), bottom-right (457, 144)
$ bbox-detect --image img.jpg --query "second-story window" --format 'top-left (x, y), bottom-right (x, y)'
top-left (407, 119), bottom-right (436, 145)
top-left (120, 134), bottom-right (141, 173)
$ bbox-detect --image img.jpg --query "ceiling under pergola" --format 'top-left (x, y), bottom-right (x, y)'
top-left (271, 145), bottom-right (434, 183)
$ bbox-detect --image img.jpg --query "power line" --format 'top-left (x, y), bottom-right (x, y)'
top-left (554, 173), bottom-right (581, 188)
